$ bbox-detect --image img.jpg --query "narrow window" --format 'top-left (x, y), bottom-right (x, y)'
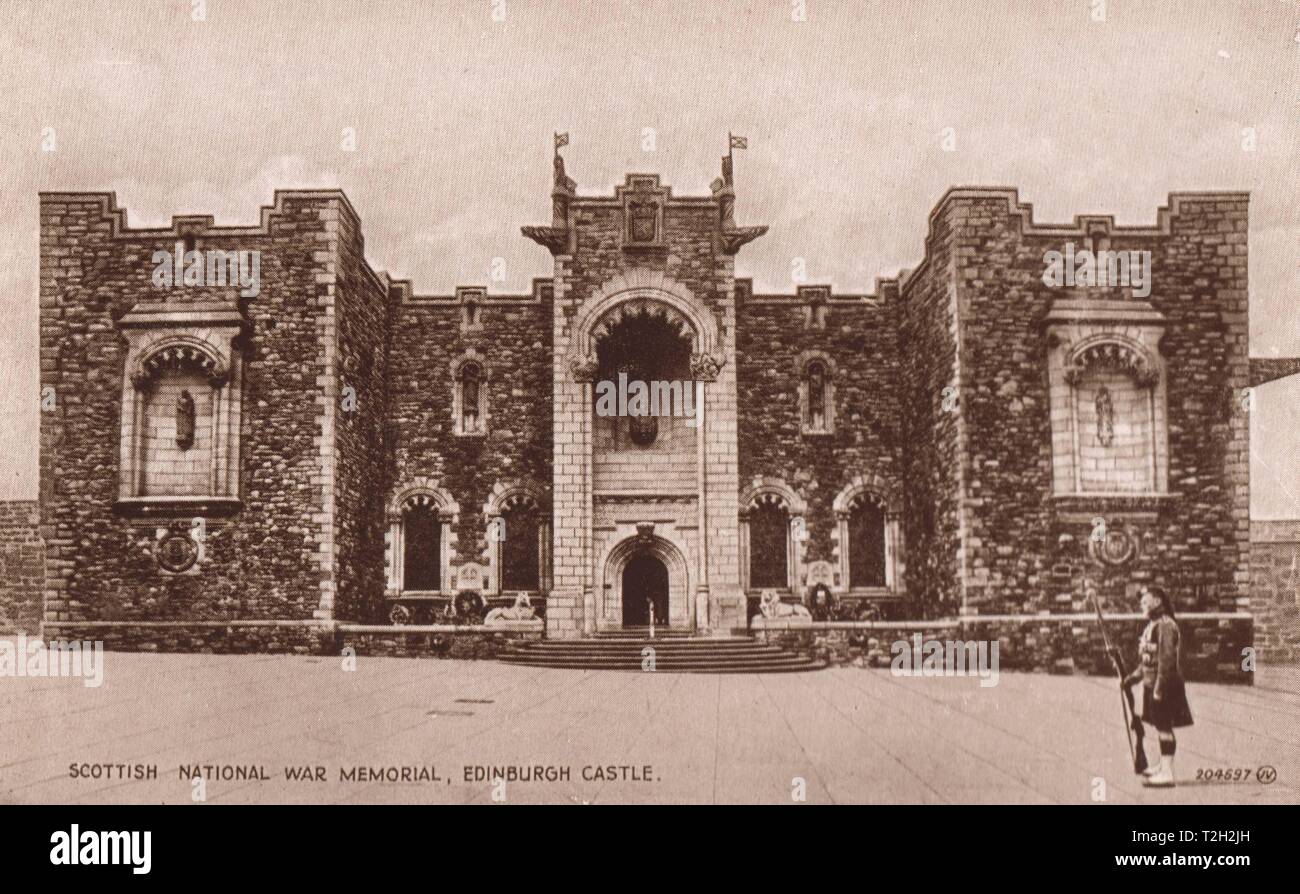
top-left (501, 505), bottom-right (540, 591)
top-left (403, 503), bottom-right (441, 591)
top-left (749, 502), bottom-right (790, 590)
top-left (807, 360), bottom-right (827, 430)
top-left (848, 499), bottom-right (887, 588)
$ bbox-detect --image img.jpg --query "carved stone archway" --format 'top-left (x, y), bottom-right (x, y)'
top-left (598, 531), bottom-right (692, 630)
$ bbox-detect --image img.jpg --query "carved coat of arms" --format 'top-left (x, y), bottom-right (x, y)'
top-left (628, 200), bottom-right (658, 243)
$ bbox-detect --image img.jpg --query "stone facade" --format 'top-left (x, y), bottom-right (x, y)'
top-left (0, 501), bottom-right (43, 633)
top-left (908, 191), bottom-right (1254, 623)
top-left (27, 154), bottom-right (1287, 670)
top-left (1250, 520), bottom-right (1300, 663)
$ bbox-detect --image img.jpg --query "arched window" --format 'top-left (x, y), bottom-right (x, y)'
top-left (500, 502), bottom-right (541, 591)
top-left (834, 479), bottom-right (902, 594)
top-left (386, 483), bottom-right (458, 596)
top-left (749, 501), bottom-right (790, 590)
top-left (485, 484), bottom-right (550, 594)
top-left (452, 352), bottom-right (490, 437)
top-left (402, 501), bottom-right (442, 592)
top-left (740, 481), bottom-right (806, 594)
top-left (848, 497), bottom-right (887, 588)
top-left (797, 351), bottom-right (835, 435)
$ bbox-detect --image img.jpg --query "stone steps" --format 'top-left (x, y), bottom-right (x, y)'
top-left (500, 633), bottom-right (825, 673)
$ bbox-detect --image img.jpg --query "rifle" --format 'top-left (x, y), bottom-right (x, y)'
top-left (1088, 586), bottom-right (1148, 775)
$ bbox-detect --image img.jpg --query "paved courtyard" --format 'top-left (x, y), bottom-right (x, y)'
top-left (2, 650), bottom-right (1296, 805)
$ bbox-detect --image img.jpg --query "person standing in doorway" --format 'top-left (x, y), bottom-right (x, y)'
top-left (1124, 585), bottom-right (1193, 787)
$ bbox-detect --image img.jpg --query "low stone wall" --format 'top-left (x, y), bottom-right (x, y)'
top-left (37, 619), bottom-right (544, 659)
top-left (754, 613), bottom-right (1253, 684)
top-left (42, 621), bottom-right (340, 655)
top-left (339, 622), bottom-right (543, 659)
top-left (1251, 520), bottom-right (1300, 664)
top-left (0, 501), bottom-right (42, 634)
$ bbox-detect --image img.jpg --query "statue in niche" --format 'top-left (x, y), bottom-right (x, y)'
top-left (175, 390), bottom-right (196, 450)
top-left (461, 362), bottom-right (482, 432)
top-left (1095, 385), bottom-right (1114, 447)
top-left (807, 361), bottom-right (827, 428)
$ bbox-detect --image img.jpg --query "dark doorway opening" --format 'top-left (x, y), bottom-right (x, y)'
top-left (622, 554), bottom-right (669, 627)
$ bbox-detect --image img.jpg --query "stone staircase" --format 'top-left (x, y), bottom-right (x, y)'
top-left (499, 628), bottom-right (826, 673)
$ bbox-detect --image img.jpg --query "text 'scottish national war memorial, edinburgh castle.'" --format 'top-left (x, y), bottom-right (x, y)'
top-left (17, 140), bottom-right (1300, 678)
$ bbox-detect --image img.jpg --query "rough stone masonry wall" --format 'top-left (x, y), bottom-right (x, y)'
top-left (736, 284), bottom-right (904, 585)
top-left (329, 209), bottom-right (393, 623)
top-left (1251, 520), bottom-right (1300, 663)
top-left (897, 205), bottom-right (963, 614)
top-left (948, 192), bottom-right (1250, 617)
top-left (0, 501), bottom-right (43, 633)
top-left (387, 289), bottom-right (552, 604)
top-left (39, 192), bottom-right (341, 626)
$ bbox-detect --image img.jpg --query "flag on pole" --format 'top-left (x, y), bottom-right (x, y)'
top-left (729, 134), bottom-right (748, 150)
top-left (554, 132), bottom-right (569, 151)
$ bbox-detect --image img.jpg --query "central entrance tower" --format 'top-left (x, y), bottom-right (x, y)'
top-left (524, 140), bottom-right (766, 637)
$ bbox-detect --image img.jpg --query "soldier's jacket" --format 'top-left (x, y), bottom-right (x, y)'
top-left (1134, 614), bottom-right (1182, 697)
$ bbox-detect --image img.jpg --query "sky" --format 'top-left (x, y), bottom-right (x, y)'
top-left (0, 0), bottom-right (1296, 513)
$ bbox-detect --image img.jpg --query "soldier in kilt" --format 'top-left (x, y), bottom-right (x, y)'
top-left (1124, 585), bottom-right (1193, 788)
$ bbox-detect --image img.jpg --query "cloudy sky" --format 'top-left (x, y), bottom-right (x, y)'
top-left (1, 0), bottom-right (1296, 512)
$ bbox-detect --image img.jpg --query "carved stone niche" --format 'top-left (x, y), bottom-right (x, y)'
top-left (1043, 298), bottom-right (1169, 499)
top-left (115, 300), bottom-right (244, 516)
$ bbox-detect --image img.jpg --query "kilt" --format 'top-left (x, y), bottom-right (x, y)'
top-left (1141, 679), bottom-right (1194, 729)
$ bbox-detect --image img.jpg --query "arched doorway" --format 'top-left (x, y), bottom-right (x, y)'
top-left (621, 554), bottom-right (669, 628)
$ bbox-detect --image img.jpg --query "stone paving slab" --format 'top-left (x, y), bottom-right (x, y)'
top-left (1, 651), bottom-right (1296, 805)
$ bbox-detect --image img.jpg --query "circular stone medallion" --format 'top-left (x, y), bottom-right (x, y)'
top-left (157, 532), bottom-right (199, 573)
top-left (1096, 529), bottom-right (1138, 566)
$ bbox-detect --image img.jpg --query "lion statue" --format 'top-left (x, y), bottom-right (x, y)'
top-left (758, 589), bottom-right (812, 620)
top-left (484, 593), bottom-right (538, 626)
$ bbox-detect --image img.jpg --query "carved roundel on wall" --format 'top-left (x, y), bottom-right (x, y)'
top-left (157, 532), bottom-right (199, 574)
top-left (1092, 528), bottom-right (1139, 566)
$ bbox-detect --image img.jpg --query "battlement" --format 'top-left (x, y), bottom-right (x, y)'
top-left (39, 188), bottom-right (366, 240)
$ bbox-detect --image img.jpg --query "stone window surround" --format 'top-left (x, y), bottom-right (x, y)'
top-left (483, 482), bottom-right (552, 596)
top-left (385, 480), bottom-right (459, 596)
top-left (1045, 299), bottom-right (1169, 499)
top-left (115, 307), bottom-right (244, 514)
top-left (450, 349), bottom-right (490, 437)
top-left (795, 349), bottom-right (837, 436)
top-left (831, 476), bottom-right (903, 595)
top-left (738, 478), bottom-right (807, 597)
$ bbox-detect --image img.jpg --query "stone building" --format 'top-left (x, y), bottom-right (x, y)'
top-left (22, 144), bottom-right (1293, 667)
